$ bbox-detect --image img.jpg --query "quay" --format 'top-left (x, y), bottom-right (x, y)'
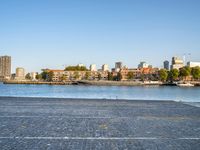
top-left (3, 80), bottom-right (160, 86)
top-left (3, 80), bottom-right (74, 85)
top-left (3, 80), bottom-right (200, 86)
top-left (0, 97), bottom-right (199, 149)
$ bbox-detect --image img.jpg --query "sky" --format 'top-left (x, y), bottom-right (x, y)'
top-left (0, 0), bottom-right (200, 73)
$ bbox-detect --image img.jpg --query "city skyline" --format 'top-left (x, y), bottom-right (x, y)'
top-left (1, 54), bottom-right (199, 75)
top-left (0, 0), bottom-right (200, 72)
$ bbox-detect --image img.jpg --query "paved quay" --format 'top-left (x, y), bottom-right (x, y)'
top-left (0, 97), bottom-right (199, 150)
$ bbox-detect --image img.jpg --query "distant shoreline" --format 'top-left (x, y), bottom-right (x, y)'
top-left (3, 80), bottom-right (163, 86)
top-left (3, 80), bottom-right (73, 85)
top-left (77, 80), bottom-right (163, 86)
top-left (3, 80), bottom-right (200, 86)
top-left (1, 80), bottom-right (173, 86)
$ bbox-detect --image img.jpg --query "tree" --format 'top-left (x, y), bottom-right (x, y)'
top-left (168, 69), bottom-right (179, 81)
top-left (191, 66), bottom-right (200, 80)
top-left (41, 71), bottom-right (48, 80)
top-left (25, 73), bottom-right (31, 80)
top-left (60, 74), bottom-right (67, 82)
top-left (127, 72), bottom-right (134, 80)
top-left (179, 66), bottom-right (191, 80)
top-left (98, 73), bottom-right (101, 80)
top-left (140, 74), bottom-right (145, 81)
top-left (108, 72), bottom-right (113, 81)
top-left (36, 74), bottom-right (42, 80)
top-left (159, 69), bottom-right (168, 82)
top-left (65, 66), bottom-right (88, 71)
top-left (47, 71), bottom-right (54, 82)
top-left (85, 72), bottom-right (90, 80)
top-left (116, 72), bottom-right (122, 81)
top-left (74, 72), bottom-right (80, 80)
top-left (149, 73), bottom-right (158, 81)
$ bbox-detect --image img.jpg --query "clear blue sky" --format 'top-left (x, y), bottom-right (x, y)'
top-left (0, 0), bottom-right (200, 73)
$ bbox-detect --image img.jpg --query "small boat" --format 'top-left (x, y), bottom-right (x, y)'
top-left (176, 82), bottom-right (194, 87)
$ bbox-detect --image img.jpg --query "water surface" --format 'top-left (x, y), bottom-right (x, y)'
top-left (0, 83), bottom-right (200, 102)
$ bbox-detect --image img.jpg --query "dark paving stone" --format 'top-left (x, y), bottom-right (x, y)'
top-left (0, 139), bottom-right (200, 150)
top-left (0, 97), bottom-right (199, 150)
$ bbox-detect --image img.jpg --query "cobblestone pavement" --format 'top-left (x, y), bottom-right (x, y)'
top-left (0, 97), bottom-right (199, 150)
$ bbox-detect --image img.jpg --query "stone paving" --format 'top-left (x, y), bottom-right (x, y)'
top-left (0, 97), bottom-right (199, 150)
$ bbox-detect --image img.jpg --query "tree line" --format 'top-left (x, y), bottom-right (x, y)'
top-left (159, 66), bottom-right (200, 82)
top-left (25, 66), bottom-right (200, 82)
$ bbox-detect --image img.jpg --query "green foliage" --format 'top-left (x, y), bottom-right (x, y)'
top-left (149, 74), bottom-right (159, 81)
top-left (85, 72), bottom-right (91, 80)
top-left (168, 69), bottom-right (179, 81)
top-left (47, 71), bottom-right (54, 82)
top-left (191, 66), bottom-right (200, 80)
top-left (127, 72), bottom-right (134, 80)
top-left (60, 74), bottom-right (67, 81)
top-left (140, 74), bottom-right (145, 81)
top-left (98, 73), bottom-right (101, 80)
top-left (108, 72), bottom-right (113, 81)
top-left (159, 69), bottom-right (168, 82)
top-left (116, 72), bottom-right (122, 81)
top-left (179, 66), bottom-right (191, 78)
top-left (41, 71), bottom-right (48, 80)
top-left (25, 73), bottom-right (31, 80)
top-left (65, 66), bottom-right (88, 71)
top-left (35, 74), bottom-right (42, 80)
top-left (74, 72), bottom-right (80, 80)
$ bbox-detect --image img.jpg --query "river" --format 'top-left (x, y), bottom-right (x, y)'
top-left (0, 83), bottom-right (200, 102)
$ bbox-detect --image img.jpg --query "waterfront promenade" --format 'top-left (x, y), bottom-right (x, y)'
top-left (0, 97), bottom-right (199, 149)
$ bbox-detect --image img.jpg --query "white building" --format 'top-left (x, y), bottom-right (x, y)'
top-left (90, 64), bottom-right (97, 71)
top-left (138, 62), bottom-right (149, 68)
top-left (102, 64), bottom-right (109, 71)
top-left (171, 64), bottom-right (184, 70)
top-left (172, 57), bottom-right (184, 64)
top-left (171, 57), bottom-right (184, 70)
top-left (187, 62), bottom-right (200, 67)
top-left (30, 72), bottom-right (37, 80)
top-left (15, 67), bottom-right (25, 80)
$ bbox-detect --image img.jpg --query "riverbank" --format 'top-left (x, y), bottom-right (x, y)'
top-left (3, 80), bottom-right (200, 86)
top-left (3, 80), bottom-right (163, 86)
top-left (78, 80), bottom-right (163, 86)
top-left (3, 80), bottom-right (74, 85)
top-left (0, 96), bottom-right (199, 149)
